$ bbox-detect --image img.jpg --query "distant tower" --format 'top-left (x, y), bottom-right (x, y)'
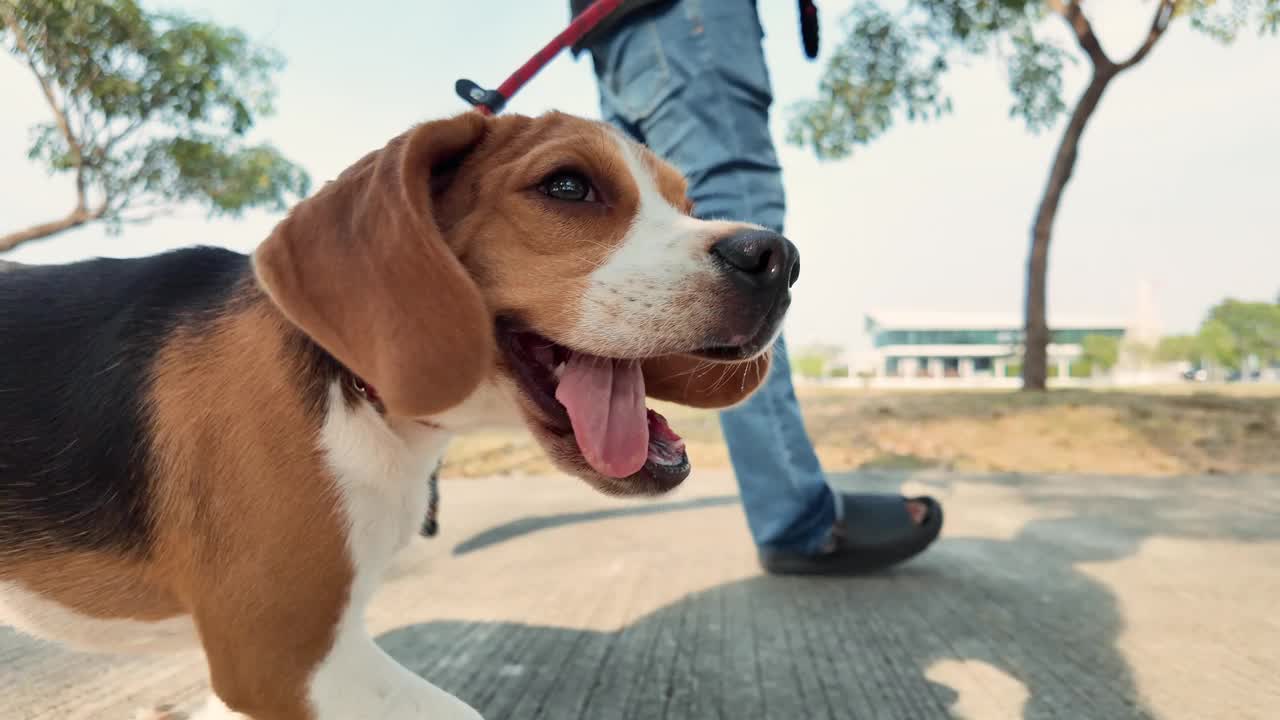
top-left (1130, 277), bottom-right (1162, 346)
top-left (1121, 277), bottom-right (1162, 369)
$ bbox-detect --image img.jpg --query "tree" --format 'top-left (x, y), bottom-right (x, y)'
top-left (1078, 332), bottom-right (1119, 375)
top-left (792, 353), bottom-right (830, 379)
top-left (792, 342), bottom-right (844, 378)
top-left (1205, 298), bottom-right (1280, 367)
top-left (1197, 317), bottom-right (1240, 370)
top-left (1157, 299), bottom-right (1280, 372)
top-left (1156, 333), bottom-right (1201, 363)
top-left (787, 0), bottom-right (1279, 391)
top-left (0, 0), bottom-right (309, 252)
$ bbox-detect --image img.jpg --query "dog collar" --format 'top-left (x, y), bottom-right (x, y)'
top-left (348, 374), bottom-right (442, 430)
top-left (349, 374), bottom-right (384, 413)
top-left (346, 373), bottom-right (442, 538)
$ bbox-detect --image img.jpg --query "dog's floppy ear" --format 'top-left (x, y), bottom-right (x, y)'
top-left (642, 350), bottom-right (772, 409)
top-left (253, 112), bottom-right (493, 417)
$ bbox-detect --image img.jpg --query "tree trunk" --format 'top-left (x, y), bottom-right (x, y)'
top-left (1022, 68), bottom-right (1115, 390)
top-left (0, 208), bottom-right (94, 253)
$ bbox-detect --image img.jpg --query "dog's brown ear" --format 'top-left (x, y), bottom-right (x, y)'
top-left (253, 112), bottom-right (493, 418)
top-left (642, 350), bottom-right (772, 409)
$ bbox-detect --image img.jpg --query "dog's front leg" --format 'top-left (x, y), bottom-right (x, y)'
top-left (190, 618), bottom-right (481, 720)
top-left (306, 617), bottom-right (483, 720)
top-left (189, 568), bottom-right (481, 720)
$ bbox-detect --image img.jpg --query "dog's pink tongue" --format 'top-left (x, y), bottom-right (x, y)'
top-left (554, 353), bottom-right (649, 478)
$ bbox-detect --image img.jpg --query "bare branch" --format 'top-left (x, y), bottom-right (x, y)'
top-left (0, 196), bottom-right (114, 251)
top-left (1118, 0), bottom-right (1176, 71)
top-left (5, 12), bottom-right (82, 160)
top-left (2, 7), bottom-right (90, 215)
top-left (1047, 0), bottom-right (1115, 70)
top-left (0, 209), bottom-right (87, 252)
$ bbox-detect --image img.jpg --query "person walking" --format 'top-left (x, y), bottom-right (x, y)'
top-left (568, 0), bottom-right (944, 575)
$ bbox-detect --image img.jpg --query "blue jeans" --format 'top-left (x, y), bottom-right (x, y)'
top-left (588, 0), bottom-right (836, 554)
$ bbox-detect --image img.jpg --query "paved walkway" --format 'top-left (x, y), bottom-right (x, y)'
top-left (2, 469), bottom-right (1278, 719)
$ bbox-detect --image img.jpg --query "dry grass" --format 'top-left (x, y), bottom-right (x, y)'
top-left (440, 385), bottom-right (1280, 479)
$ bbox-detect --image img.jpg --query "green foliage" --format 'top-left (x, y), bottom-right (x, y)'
top-left (1, 0), bottom-right (308, 241)
top-left (1080, 334), bottom-right (1120, 371)
top-left (792, 353), bottom-right (829, 379)
top-left (787, 0), bottom-right (1278, 160)
top-left (1151, 298), bottom-right (1280, 372)
top-left (1204, 298), bottom-right (1280, 367)
top-left (1006, 23), bottom-right (1071, 132)
top-left (1179, 0), bottom-right (1280, 43)
top-left (787, 4), bottom-right (953, 159)
top-left (1197, 317), bottom-right (1241, 369)
top-left (1156, 333), bottom-right (1202, 363)
top-left (1161, 298), bottom-right (1280, 371)
top-left (792, 343), bottom-right (847, 378)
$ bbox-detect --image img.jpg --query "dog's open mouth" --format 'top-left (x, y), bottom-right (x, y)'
top-left (497, 322), bottom-right (690, 488)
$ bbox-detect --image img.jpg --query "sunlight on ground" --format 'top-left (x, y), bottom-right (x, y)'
top-left (924, 658), bottom-right (1029, 720)
top-left (1078, 537), bottom-right (1280, 720)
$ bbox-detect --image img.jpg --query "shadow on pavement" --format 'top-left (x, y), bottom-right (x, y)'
top-left (392, 468), bottom-right (1280, 719)
top-left (452, 495), bottom-right (740, 557)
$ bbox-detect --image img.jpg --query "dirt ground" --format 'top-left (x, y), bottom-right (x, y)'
top-left (441, 384), bottom-right (1280, 479)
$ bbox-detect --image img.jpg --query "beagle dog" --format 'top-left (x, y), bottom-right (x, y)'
top-left (0, 110), bottom-right (799, 719)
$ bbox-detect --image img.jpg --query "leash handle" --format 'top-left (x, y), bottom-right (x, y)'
top-left (457, 0), bottom-right (626, 115)
top-left (799, 0), bottom-right (819, 60)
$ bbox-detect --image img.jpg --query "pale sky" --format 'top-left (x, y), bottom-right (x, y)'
top-left (1, 1), bottom-right (1276, 351)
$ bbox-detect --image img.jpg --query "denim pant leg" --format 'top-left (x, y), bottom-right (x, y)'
top-left (587, 0), bottom-right (835, 554)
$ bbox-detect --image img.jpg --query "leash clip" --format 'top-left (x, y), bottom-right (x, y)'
top-left (452, 0), bottom-right (625, 115)
top-left (455, 79), bottom-right (505, 116)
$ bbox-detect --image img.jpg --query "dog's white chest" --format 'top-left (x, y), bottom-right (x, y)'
top-left (319, 386), bottom-right (451, 580)
top-left (0, 580), bottom-right (197, 654)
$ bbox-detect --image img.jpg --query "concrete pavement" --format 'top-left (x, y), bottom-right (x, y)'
top-left (2, 469), bottom-right (1277, 719)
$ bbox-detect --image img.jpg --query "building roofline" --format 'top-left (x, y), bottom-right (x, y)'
top-left (864, 310), bottom-right (1130, 331)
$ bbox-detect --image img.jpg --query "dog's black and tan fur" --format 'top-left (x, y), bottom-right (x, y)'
top-left (0, 110), bottom-right (797, 720)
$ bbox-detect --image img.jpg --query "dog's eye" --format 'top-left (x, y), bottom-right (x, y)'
top-left (540, 172), bottom-right (597, 202)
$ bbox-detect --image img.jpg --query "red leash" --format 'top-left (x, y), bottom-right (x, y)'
top-left (456, 0), bottom-right (626, 116)
top-left (456, 0), bottom-right (819, 115)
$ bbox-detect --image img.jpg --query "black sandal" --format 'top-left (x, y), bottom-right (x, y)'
top-left (759, 493), bottom-right (943, 576)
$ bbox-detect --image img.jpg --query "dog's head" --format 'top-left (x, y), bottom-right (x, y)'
top-left (253, 111), bottom-right (798, 496)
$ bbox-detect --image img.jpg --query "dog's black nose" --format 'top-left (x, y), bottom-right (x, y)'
top-left (711, 229), bottom-right (800, 293)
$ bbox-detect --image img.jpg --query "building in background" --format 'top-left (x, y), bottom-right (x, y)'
top-left (863, 310), bottom-right (1129, 381)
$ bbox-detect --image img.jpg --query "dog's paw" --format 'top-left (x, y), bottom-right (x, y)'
top-left (132, 704), bottom-right (188, 720)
